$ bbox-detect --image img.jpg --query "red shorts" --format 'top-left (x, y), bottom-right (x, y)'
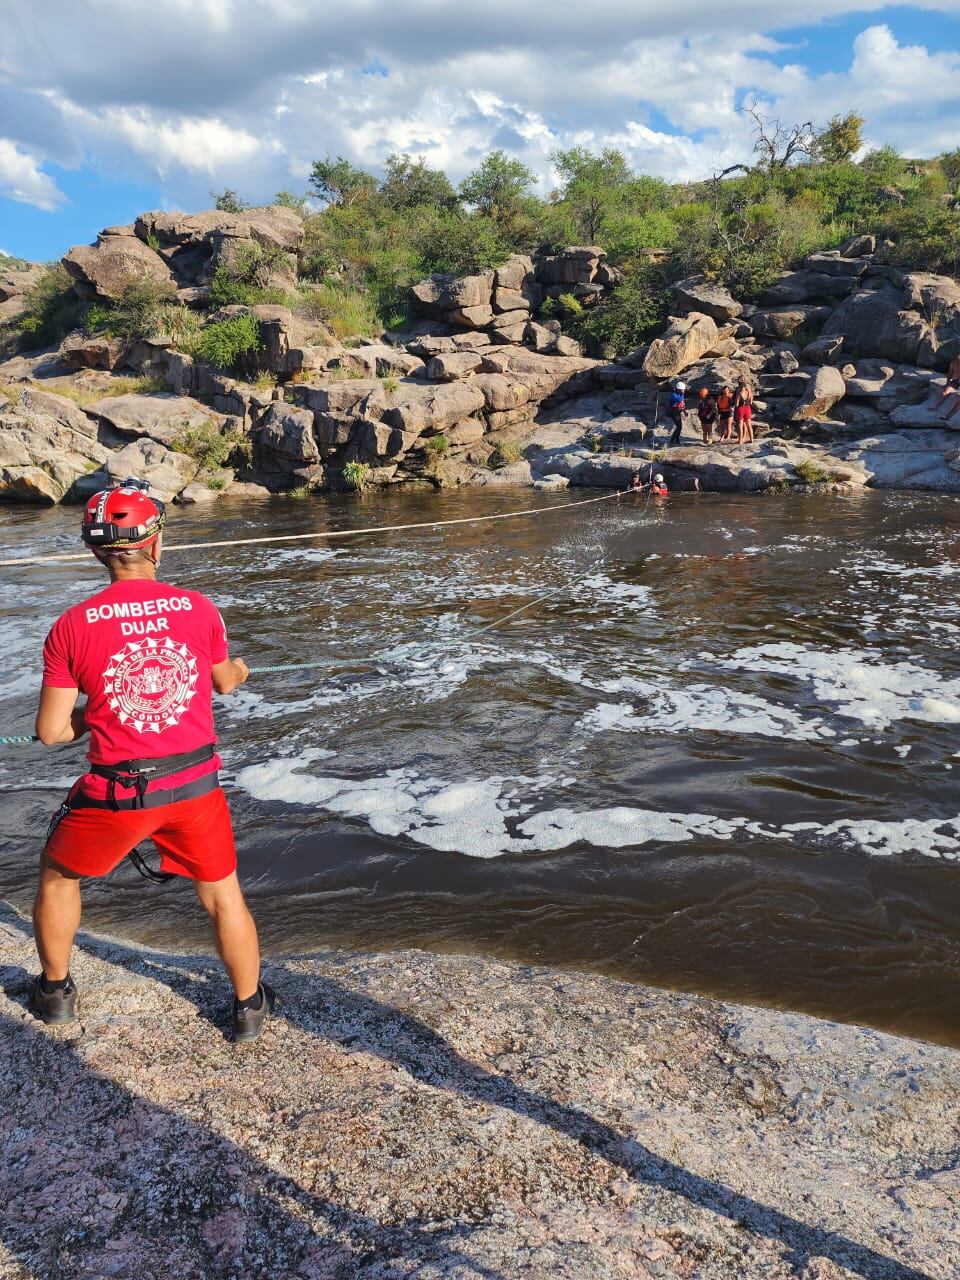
top-left (45, 787), bottom-right (237, 882)
top-left (736, 404), bottom-right (752, 422)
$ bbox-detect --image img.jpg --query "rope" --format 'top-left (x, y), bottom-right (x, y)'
top-left (0, 484), bottom-right (659, 748)
top-left (0, 490), bottom-right (625, 568)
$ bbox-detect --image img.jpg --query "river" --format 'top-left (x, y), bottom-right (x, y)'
top-left (2, 486), bottom-right (959, 1046)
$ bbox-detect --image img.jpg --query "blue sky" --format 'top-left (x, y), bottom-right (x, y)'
top-left (2, 1), bottom-right (959, 263)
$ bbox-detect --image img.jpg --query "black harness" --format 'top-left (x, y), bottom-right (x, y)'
top-left (70, 744), bottom-right (218, 811)
top-left (50, 744), bottom-right (219, 884)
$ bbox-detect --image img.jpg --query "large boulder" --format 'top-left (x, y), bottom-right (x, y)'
top-left (494, 255), bottom-right (534, 292)
top-left (251, 402), bottom-right (322, 489)
top-left (837, 430), bottom-right (960, 491)
top-left (0, 262), bottom-right (41, 303)
top-left (641, 313), bottom-right (718, 378)
top-left (672, 276), bottom-right (742, 323)
top-left (820, 289), bottom-right (931, 364)
top-left (479, 348), bottom-right (599, 403)
top-left (535, 247), bottom-right (604, 287)
top-left (802, 252), bottom-right (869, 279)
top-left (839, 233), bottom-right (876, 257)
top-left (131, 207), bottom-right (303, 292)
top-left (62, 237), bottom-right (175, 302)
top-left (0, 390), bottom-right (107, 504)
top-left (103, 438), bottom-right (199, 501)
top-left (58, 330), bottom-right (126, 372)
top-left (411, 272), bottom-right (494, 317)
top-left (379, 381), bottom-right (486, 435)
top-left (901, 272), bottom-right (960, 369)
top-left (790, 365), bottom-right (846, 421)
top-left (761, 272), bottom-right (857, 305)
top-left (748, 306), bottom-right (831, 342)
top-left (85, 393), bottom-right (219, 447)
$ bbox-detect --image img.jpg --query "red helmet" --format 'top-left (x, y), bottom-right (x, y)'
top-left (82, 477), bottom-right (166, 550)
top-left (698, 387), bottom-right (709, 398)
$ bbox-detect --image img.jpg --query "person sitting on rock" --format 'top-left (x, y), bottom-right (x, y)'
top-left (734, 378), bottom-right (755, 445)
top-left (697, 387), bottom-right (718, 445)
top-left (936, 354), bottom-right (960, 422)
top-left (667, 381), bottom-right (687, 446)
top-left (716, 386), bottom-right (734, 442)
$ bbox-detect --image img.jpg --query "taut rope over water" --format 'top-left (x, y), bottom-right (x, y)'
top-left (0, 482), bottom-right (662, 746)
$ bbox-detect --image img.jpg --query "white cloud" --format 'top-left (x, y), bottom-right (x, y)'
top-left (1, 5), bottom-right (960, 216)
top-left (0, 139), bottom-right (63, 209)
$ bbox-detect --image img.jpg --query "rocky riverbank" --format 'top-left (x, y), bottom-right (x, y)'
top-left (2, 208), bottom-right (959, 504)
top-left (1, 900), bottom-right (957, 1279)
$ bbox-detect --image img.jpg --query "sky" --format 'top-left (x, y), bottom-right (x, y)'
top-left (1, 1), bottom-right (959, 262)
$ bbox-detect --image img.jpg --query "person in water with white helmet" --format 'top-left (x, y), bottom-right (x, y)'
top-left (629, 468), bottom-right (668, 495)
top-left (30, 477), bottom-right (273, 1043)
top-left (667, 380), bottom-right (687, 446)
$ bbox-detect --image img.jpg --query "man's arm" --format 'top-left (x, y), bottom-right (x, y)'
top-left (211, 657), bottom-right (249, 694)
top-left (35, 686), bottom-right (86, 746)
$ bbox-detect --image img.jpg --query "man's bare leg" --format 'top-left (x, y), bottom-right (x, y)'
top-left (194, 872), bottom-right (260, 1000)
top-left (33, 855), bottom-right (82, 981)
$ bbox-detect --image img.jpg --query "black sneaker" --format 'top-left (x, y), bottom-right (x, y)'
top-left (29, 974), bottom-right (78, 1025)
top-left (232, 982), bottom-right (275, 1043)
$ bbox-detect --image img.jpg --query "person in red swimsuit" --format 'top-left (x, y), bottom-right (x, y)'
top-left (31, 477), bottom-right (273, 1042)
top-left (734, 378), bottom-right (755, 445)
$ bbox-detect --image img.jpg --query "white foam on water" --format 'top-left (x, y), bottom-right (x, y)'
top-left (233, 754), bottom-right (960, 864)
top-left (787, 817), bottom-right (960, 862)
top-left (578, 685), bottom-right (835, 742)
top-left (513, 806), bottom-right (752, 851)
top-left (714, 642), bottom-right (960, 729)
top-left (846, 554), bottom-right (960, 581)
top-left (580, 573), bottom-right (654, 611)
top-left (234, 755), bottom-right (556, 858)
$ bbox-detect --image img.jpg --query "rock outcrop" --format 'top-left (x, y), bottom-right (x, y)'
top-left (63, 236), bottom-right (176, 302)
top-left (3, 204), bottom-right (960, 503)
top-left (641, 313), bottom-right (718, 378)
top-left (0, 389), bottom-right (107, 504)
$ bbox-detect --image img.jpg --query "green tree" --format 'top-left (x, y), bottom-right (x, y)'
top-left (379, 153), bottom-right (458, 210)
top-left (938, 147), bottom-right (960, 191)
top-left (816, 112), bottom-right (865, 164)
top-left (274, 190), bottom-right (310, 215)
top-left (458, 150), bottom-right (536, 222)
top-left (309, 156), bottom-right (378, 206)
top-left (210, 188), bottom-right (249, 213)
top-left (551, 146), bottom-right (632, 241)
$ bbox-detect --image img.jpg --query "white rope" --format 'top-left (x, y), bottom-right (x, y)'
top-left (0, 490), bottom-right (626, 568)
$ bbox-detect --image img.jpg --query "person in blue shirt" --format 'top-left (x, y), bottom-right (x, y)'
top-left (667, 380), bottom-right (687, 446)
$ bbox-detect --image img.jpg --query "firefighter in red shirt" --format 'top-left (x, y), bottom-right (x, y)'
top-left (31, 478), bottom-right (273, 1042)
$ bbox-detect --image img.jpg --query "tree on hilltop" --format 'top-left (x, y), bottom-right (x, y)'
top-left (379, 154), bottom-right (458, 210)
top-left (309, 156), bottom-right (378, 207)
top-left (816, 112), bottom-right (866, 164)
top-left (551, 147), bottom-right (632, 242)
top-left (458, 150), bottom-right (537, 223)
top-left (211, 188), bottom-right (249, 213)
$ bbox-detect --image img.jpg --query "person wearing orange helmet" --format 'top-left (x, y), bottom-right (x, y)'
top-left (30, 477), bottom-right (273, 1042)
top-left (696, 386), bottom-right (718, 445)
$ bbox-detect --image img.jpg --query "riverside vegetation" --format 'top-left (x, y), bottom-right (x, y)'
top-left (1, 109), bottom-right (959, 504)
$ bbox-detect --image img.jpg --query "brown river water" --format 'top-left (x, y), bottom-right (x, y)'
top-left (1, 487), bottom-right (959, 1046)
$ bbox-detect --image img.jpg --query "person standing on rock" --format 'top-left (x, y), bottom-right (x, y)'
top-left (697, 388), bottom-right (718, 445)
top-left (936, 354), bottom-right (960, 422)
top-left (30, 477), bottom-right (274, 1043)
top-left (716, 386), bottom-right (734, 443)
top-left (667, 380), bottom-right (687, 446)
top-left (734, 379), bottom-right (755, 446)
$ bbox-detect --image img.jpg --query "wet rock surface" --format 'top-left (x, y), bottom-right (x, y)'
top-left (0, 904), bottom-right (956, 1279)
